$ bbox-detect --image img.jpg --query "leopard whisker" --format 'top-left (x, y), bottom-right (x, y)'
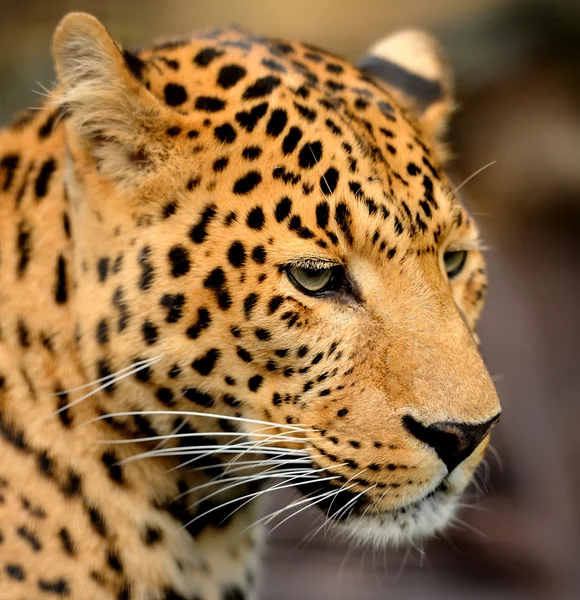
top-left (81, 410), bottom-right (309, 433)
top-left (181, 474), bottom-right (341, 533)
top-left (97, 431), bottom-right (315, 445)
top-left (221, 462), bottom-right (346, 522)
top-left (453, 160), bottom-right (497, 194)
top-left (45, 357), bottom-right (162, 422)
top-left (54, 356), bottom-right (162, 396)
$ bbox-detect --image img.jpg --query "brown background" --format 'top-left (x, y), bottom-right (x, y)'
top-left (1, 1), bottom-right (579, 598)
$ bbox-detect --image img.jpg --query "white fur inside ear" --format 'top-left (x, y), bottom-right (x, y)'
top-left (52, 14), bottom-right (142, 141)
top-left (52, 13), bottom-right (164, 184)
top-left (368, 30), bottom-right (447, 86)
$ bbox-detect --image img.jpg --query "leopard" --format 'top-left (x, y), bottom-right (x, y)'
top-left (0, 12), bottom-right (501, 600)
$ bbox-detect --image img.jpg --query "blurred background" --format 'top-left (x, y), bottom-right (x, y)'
top-left (1, 0), bottom-right (578, 598)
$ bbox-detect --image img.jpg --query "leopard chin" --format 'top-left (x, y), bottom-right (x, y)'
top-left (336, 482), bottom-right (459, 547)
top-left (291, 457), bottom-right (477, 548)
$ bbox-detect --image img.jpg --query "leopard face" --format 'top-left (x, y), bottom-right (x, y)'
top-left (51, 14), bottom-right (500, 547)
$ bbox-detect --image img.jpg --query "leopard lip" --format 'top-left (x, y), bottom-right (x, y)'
top-left (290, 474), bottom-right (449, 522)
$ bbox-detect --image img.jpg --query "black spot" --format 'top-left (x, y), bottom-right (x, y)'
top-left (138, 246), bottom-right (154, 291)
top-left (194, 46), bottom-right (224, 66)
top-left (17, 319), bottom-right (30, 348)
top-left (17, 525), bottom-right (42, 551)
top-left (217, 64), bottom-right (247, 88)
top-left (160, 293), bottom-right (185, 323)
top-left (235, 102), bottom-right (268, 132)
top-left (325, 118), bottom-right (342, 135)
top-left (214, 123), bottom-right (237, 144)
top-left (255, 328), bottom-right (271, 341)
top-left (242, 146), bottom-right (262, 160)
top-left (142, 321), bottom-right (159, 345)
top-left (191, 348), bottom-right (220, 376)
top-left (337, 408), bottom-right (348, 417)
top-left (112, 286), bottom-right (130, 332)
top-left (163, 201), bottom-right (178, 218)
top-left (97, 257), bottom-right (110, 282)
top-left (407, 162), bottom-right (420, 176)
top-left (16, 220), bottom-right (32, 276)
top-left (293, 101), bottom-right (317, 122)
top-left (203, 268), bottom-right (232, 310)
top-left (186, 307), bottom-right (212, 339)
top-left (297, 345), bottom-right (309, 358)
top-left (187, 176), bottom-right (201, 191)
top-left (266, 109), bottom-right (288, 137)
top-left (58, 527), bottom-right (75, 556)
top-left (38, 577), bottom-right (71, 596)
top-left (275, 197), bottom-right (292, 222)
top-left (320, 168), bottom-right (339, 195)
top-left (243, 293), bottom-right (258, 318)
top-left (102, 450), bottom-right (124, 485)
top-left (164, 83), bottom-right (188, 106)
top-left (35, 158), bottom-right (56, 199)
top-left (282, 126), bottom-right (303, 155)
top-left (143, 525), bottom-right (163, 545)
top-left (335, 203), bottom-right (354, 245)
top-left (195, 96), bottom-right (226, 112)
top-left (53, 254), bottom-right (68, 304)
top-left (182, 387), bottom-right (214, 407)
top-left (96, 319), bottom-right (109, 345)
top-left (189, 204), bottom-right (217, 244)
top-left (394, 216), bottom-right (404, 236)
top-left (107, 548), bottom-right (123, 572)
top-left (227, 241), bottom-right (246, 268)
top-left (168, 364), bottom-right (182, 379)
top-left (298, 141), bottom-right (322, 169)
top-left (237, 347), bottom-right (253, 363)
top-left (243, 76), bottom-right (281, 99)
top-left (213, 157), bottom-right (228, 172)
top-left (261, 58), bottom-right (286, 72)
top-left (246, 206), bottom-right (265, 230)
top-left (168, 245), bottom-right (191, 277)
top-left (315, 201), bottom-right (330, 229)
top-left (37, 451), bottom-right (55, 478)
top-left (248, 375), bottom-right (263, 392)
top-left (252, 245), bottom-right (266, 264)
top-left (156, 387), bottom-right (175, 406)
top-left (61, 469), bottom-right (82, 497)
top-left (272, 166), bottom-right (301, 185)
top-left (268, 296), bottom-right (284, 314)
top-left (97, 359), bottom-right (115, 395)
top-left (166, 126), bottom-right (181, 137)
top-left (5, 563), bottom-right (25, 580)
top-left (233, 171), bottom-right (262, 195)
top-left (0, 154), bottom-right (19, 191)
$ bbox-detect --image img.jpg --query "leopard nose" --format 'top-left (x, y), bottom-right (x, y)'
top-left (402, 414), bottom-right (501, 474)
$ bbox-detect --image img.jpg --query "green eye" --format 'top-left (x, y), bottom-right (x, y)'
top-left (443, 250), bottom-right (468, 279)
top-left (287, 265), bottom-right (343, 296)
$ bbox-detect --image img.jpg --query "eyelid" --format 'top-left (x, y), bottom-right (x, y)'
top-left (286, 258), bottom-right (341, 270)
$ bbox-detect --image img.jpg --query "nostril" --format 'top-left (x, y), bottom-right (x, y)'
top-left (402, 413), bottom-right (500, 474)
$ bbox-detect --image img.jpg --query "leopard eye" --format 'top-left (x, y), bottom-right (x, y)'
top-left (287, 265), bottom-right (344, 296)
top-left (443, 250), bottom-right (468, 279)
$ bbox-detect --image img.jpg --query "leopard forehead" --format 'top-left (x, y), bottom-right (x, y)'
top-left (133, 27), bottom-right (466, 244)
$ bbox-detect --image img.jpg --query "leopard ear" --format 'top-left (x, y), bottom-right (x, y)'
top-left (52, 12), bottom-right (167, 184)
top-left (358, 30), bottom-right (454, 142)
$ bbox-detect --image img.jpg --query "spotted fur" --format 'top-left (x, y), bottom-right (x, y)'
top-left (0, 13), bottom-right (500, 600)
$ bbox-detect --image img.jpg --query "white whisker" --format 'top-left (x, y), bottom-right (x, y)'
top-left (80, 410), bottom-right (309, 433)
top-left (45, 357), bottom-right (162, 422)
top-left (453, 160), bottom-right (497, 194)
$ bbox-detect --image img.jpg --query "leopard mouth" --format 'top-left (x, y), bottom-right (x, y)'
top-left (291, 473), bottom-right (458, 546)
top-left (292, 474), bottom-right (450, 522)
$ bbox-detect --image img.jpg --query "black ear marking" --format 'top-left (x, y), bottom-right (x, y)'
top-left (358, 56), bottom-right (442, 112)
